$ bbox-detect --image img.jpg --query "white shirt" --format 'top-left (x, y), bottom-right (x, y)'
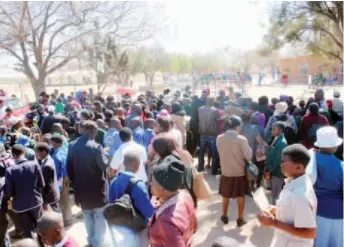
top-left (271, 174), bottom-right (317, 247)
top-left (332, 98), bottom-right (343, 114)
top-left (110, 141), bottom-right (148, 182)
top-left (170, 128), bottom-right (183, 148)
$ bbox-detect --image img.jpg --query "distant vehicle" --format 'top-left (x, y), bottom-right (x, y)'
top-left (1, 97), bottom-right (30, 118)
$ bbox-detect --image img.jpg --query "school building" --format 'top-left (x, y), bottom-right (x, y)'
top-left (279, 55), bottom-right (343, 84)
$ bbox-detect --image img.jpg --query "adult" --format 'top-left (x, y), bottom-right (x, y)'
top-left (170, 120), bottom-right (183, 149)
top-left (131, 117), bottom-right (145, 146)
top-left (110, 128), bottom-right (148, 182)
top-left (148, 160), bottom-right (197, 247)
top-left (216, 90), bottom-right (228, 110)
top-left (67, 121), bottom-right (110, 247)
top-left (217, 116), bottom-right (252, 226)
top-left (103, 118), bottom-right (122, 158)
top-left (107, 151), bottom-right (154, 247)
top-left (40, 108), bottom-right (63, 135)
top-left (257, 96), bottom-right (273, 125)
top-left (332, 91), bottom-right (343, 118)
top-left (250, 102), bottom-right (265, 128)
top-left (125, 104), bottom-right (143, 130)
top-left (198, 96), bottom-right (218, 174)
top-left (314, 88), bottom-right (328, 111)
top-left (171, 103), bottom-right (188, 148)
top-left (309, 127), bottom-right (343, 247)
top-left (300, 103), bottom-right (329, 149)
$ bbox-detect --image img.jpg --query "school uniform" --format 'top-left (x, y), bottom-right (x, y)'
top-left (5, 159), bottom-right (45, 243)
top-left (0, 177), bottom-right (10, 247)
top-left (37, 156), bottom-right (60, 211)
top-left (271, 174), bottom-right (317, 247)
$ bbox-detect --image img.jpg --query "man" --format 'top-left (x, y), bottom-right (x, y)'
top-left (40, 107), bottom-right (64, 135)
top-left (35, 142), bottom-right (60, 211)
top-left (67, 121), bottom-right (109, 247)
top-left (125, 104), bottom-right (143, 130)
top-left (51, 135), bottom-right (73, 226)
top-left (5, 144), bottom-right (45, 246)
top-left (216, 90), bottom-right (228, 110)
top-left (198, 96), bottom-right (218, 174)
top-left (110, 128), bottom-right (148, 183)
top-left (131, 117), bottom-right (145, 146)
top-left (314, 88), bottom-right (328, 111)
top-left (332, 91), bottom-right (343, 117)
top-left (107, 151), bottom-right (154, 247)
top-left (300, 103), bottom-right (329, 149)
top-left (104, 117), bottom-right (122, 158)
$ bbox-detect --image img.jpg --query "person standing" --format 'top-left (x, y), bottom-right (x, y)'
top-left (308, 127), bottom-right (343, 247)
top-left (198, 96), bottom-right (218, 174)
top-left (131, 117), bottom-right (145, 147)
top-left (103, 118), bottom-right (122, 158)
top-left (266, 122), bottom-right (288, 205)
top-left (258, 144), bottom-right (317, 247)
top-left (5, 144), bottom-right (45, 246)
top-left (217, 116), bottom-right (252, 226)
top-left (67, 121), bottom-right (110, 247)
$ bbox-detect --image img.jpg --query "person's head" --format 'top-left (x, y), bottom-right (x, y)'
top-left (50, 135), bottom-right (64, 150)
top-left (11, 144), bottom-right (26, 160)
top-left (80, 110), bottom-right (91, 121)
top-left (106, 95), bottom-right (114, 102)
top-left (116, 107), bottom-right (124, 117)
top-left (333, 91), bottom-right (340, 98)
top-left (145, 118), bottom-right (155, 130)
top-left (94, 101), bottom-right (103, 112)
top-left (123, 151), bottom-right (140, 173)
top-left (81, 120), bottom-right (98, 139)
top-left (38, 104), bottom-right (45, 113)
top-left (21, 127), bottom-right (31, 138)
top-left (272, 122), bottom-right (285, 137)
top-left (150, 159), bottom-right (185, 201)
top-left (258, 96), bottom-right (269, 106)
top-left (201, 89), bottom-right (210, 99)
top-left (35, 142), bottom-right (50, 160)
top-left (96, 119), bottom-right (107, 130)
top-left (163, 88), bottom-right (170, 95)
top-left (154, 116), bottom-right (170, 134)
top-left (206, 96), bottom-right (215, 107)
top-left (271, 97), bottom-right (279, 105)
top-left (224, 115), bottom-right (242, 133)
top-left (132, 104), bottom-right (142, 115)
top-left (287, 96), bottom-right (294, 106)
top-left (42, 133), bottom-right (52, 145)
top-left (104, 109), bottom-right (114, 120)
top-left (250, 102), bottom-right (259, 112)
top-left (314, 88), bottom-right (325, 101)
top-left (13, 239), bottom-right (39, 247)
top-left (293, 107), bottom-right (302, 116)
top-left (241, 111), bottom-right (251, 124)
top-left (131, 116), bottom-right (142, 129)
top-left (5, 106), bottom-right (13, 115)
top-left (52, 123), bottom-right (64, 134)
top-left (150, 103), bottom-right (157, 111)
top-left (119, 127), bottom-right (132, 143)
top-left (60, 117), bottom-right (70, 130)
top-left (282, 144), bottom-right (310, 178)
top-left (315, 126), bottom-right (343, 154)
top-left (152, 136), bottom-right (176, 159)
top-left (309, 102), bottom-right (319, 116)
top-left (219, 90), bottom-right (226, 97)
top-left (37, 212), bottom-right (64, 246)
top-left (109, 117), bottom-right (121, 130)
top-left (299, 100), bottom-right (305, 108)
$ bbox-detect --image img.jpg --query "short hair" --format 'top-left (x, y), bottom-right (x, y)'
top-left (42, 133), bottom-right (52, 143)
top-left (37, 211), bottom-right (63, 234)
top-left (273, 122), bottom-right (285, 132)
top-left (156, 117), bottom-right (171, 132)
top-left (225, 115), bottom-right (242, 130)
top-left (21, 127), bottom-right (31, 137)
top-left (258, 96), bottom-right (269, 105)
top-left (123, 151), bottom-right (140, 171)
top-left (12, 144), bottom-right (26, 156)
top-left (50, 135), bottom-right (64, 145)
top-left (13, 239), bottom-right (38, 247)
top-left (309, 102), bottom-right (319, 115)
top-left (119, 127), bottom-right (132, 142)
top-left (282, 144), bottom-right (310, 167)
top-left (145, 111), bottom-right (154, 119)
top-left (35, 142), bottom-right (50, 153)
top-left (241, 112), bottom-right (251, 123)
top-left (82, 120), bottom-right (98, 132)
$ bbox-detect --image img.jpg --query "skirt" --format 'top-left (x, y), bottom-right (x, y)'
top-left (219, 175), bottom-right (249, 198)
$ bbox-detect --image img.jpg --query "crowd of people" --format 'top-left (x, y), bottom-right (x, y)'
top-left (0, 85), bottom-right (342, 247)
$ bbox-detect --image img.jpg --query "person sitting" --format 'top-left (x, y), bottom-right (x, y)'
top-left (37, 211), bottom-right (79, 247)
top-left (107, 151), bottom-right (154, 247)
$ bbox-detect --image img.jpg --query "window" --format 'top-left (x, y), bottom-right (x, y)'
top-left (300, 64), bottom-right (308, 76)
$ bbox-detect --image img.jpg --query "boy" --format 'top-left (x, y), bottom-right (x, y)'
top-left (37, 211), bottom-right (79, 247)
top-left (258, 144), bottom-right (317, 247)
top-left (265, 122), bottom-right (288, 205)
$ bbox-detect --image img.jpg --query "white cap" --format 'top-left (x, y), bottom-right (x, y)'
top-left (274, 102), bottom-right (288, 115)
top-left (314, 126), bottom-right (343, 148)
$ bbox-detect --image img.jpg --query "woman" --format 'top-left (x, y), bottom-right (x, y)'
top-left (148, 159), bottom-right (197, 247)
top-left (217, 115), bottom-right (252, 227)
top-left (170, 103), bottom-right (188, 148)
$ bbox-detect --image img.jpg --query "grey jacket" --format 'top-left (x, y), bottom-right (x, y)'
top-left (198, 105), bottom-right (218, 136)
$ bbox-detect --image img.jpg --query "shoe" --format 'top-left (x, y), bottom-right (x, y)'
top-left (237, 218), bottom-right (247, 227)
top-left (221, 215), bottom-right (229, 224)
top-left (205, 165), bottom-right (211, 169)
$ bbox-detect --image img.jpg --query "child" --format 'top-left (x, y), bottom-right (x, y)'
top-left (37, 211), bottom-right (79, 247)
top-left (258, 144), bottom-right (317, 247)
top-left (266, 122), bottom-right (288, 205)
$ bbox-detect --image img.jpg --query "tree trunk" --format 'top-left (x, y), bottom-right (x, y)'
top-left (144, 73), bottom-right (149, 84)
top-left (31, 76), bottom-right (46, 101)
top-left (149, 74), bottom-right (154, 86)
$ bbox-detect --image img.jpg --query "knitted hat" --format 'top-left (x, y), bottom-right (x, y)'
top-left (153, 158), bottom-right (185, 192)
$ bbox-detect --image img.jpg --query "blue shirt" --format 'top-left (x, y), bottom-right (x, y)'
top-left (104, 128), bottom-right (122, 157)
top-left (132, 127), bottom-right (144, 147)
top-left (143, 129), bottom-right (155, 152)
top-left (52, 147), bottom-right (67, 190)
top-left (314, 153), bottom-right (343, 219)
top-left (109, 172), bottom-right (154, 221)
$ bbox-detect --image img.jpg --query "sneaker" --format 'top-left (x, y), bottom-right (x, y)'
top-left (237, 218), bottom-right (247, 227)
top-left (221, 215), bottom-right (229, 224)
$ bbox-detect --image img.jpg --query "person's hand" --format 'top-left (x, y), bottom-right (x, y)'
top-left (269, 206), bottom-right (277, 216)
top-left (258, 212), bottom-right (275, 227)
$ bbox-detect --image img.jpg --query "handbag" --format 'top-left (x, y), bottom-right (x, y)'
top-left (246, 161), bottom-right (259, 182)
top-left (192, 166), bottom-right (212, 200)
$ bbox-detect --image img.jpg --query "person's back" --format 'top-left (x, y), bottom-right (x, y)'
top-left (241, 123), bottom-right (259, 161)
top-left (104, 128), bottom-right (122, 157)
top-left (198, 105), bottom-right (218, 136)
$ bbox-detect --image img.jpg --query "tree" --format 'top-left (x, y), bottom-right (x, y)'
top-left (0, 2), bottom-right (163, 99)
top-left (87, 35), bottom-right (129, 92)
top-left (263, 1), bottom-right (343, 62)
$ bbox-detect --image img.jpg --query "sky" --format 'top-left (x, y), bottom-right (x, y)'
top-left (161, 1), bottom-right (269, 54)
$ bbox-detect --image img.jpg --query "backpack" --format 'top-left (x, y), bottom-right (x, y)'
top-left (103, 177), bottom-right (147, 232)
top-left (274, 114), bottom-right (297, 144)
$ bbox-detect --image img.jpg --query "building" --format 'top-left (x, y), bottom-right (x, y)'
top-left (279, 55), bottom-right (343, 84)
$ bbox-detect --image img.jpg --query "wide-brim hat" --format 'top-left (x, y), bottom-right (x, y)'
top-left (314, 126), bottom-right (343, 148)
top-left (274, 102), bottom-right (288, 114)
